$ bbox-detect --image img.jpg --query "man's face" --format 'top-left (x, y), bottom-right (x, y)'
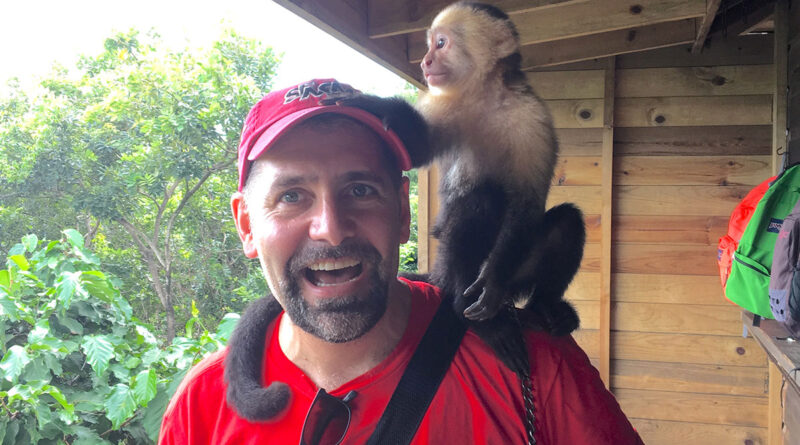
top-left (232, 119), bottom-right (410, 343)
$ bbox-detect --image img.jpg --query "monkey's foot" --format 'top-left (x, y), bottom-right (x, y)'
top-left (463, 269), bottom-right (504, 321)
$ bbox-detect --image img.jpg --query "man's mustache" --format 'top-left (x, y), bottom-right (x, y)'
top-left (287, 239), bottom-right (383, 275)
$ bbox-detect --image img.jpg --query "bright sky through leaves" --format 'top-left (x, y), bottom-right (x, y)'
top-left (0, 0), bottom-right (408, 96)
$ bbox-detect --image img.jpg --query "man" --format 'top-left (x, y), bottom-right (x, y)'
top-left (159, 79), bottom-right (644, 444)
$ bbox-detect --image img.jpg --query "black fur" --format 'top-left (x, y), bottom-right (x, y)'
top-left (224, 295), bottom-right (290, 421)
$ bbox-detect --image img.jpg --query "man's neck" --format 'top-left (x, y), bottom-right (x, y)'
top-left (278, 279), bottom-right (412, 391)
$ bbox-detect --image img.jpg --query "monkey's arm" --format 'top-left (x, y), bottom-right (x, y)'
top-left (321, 93), bottom-right (433, 167)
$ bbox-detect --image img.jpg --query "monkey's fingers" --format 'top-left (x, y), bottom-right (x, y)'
top-left (463, 291), bottom-right (503, 321)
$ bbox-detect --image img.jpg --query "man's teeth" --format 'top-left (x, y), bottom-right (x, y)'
top-left (307, 258), bottom-right (360, 271)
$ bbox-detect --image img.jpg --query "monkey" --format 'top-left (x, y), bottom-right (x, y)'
top-left (224, 3), bottom-right (586, 418)
top-left (320, 2), bottom-right (585, 374)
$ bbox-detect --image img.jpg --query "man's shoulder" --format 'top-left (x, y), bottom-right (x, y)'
top-left (163, 348), bottom-right (228, 416)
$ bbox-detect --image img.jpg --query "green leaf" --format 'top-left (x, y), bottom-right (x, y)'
top-left (71, 425), bottom-right (113, 445)
top-left (216, 313), bottom-right (240, 341)
top-left (81, 335), bottom-right (115, 376)
top-left (185, 317), bottom-right (197, 338)
top-left (191, 299), bottom-right (199, 318)
top-left (63, 229), bottom-right (84, 248)
top-left (55, 271), bottom-right (81, 308)
top-left (27, 319), bottom-right (50, 344)
top-left (21, 234), bottom-right (38, 253)
top-left (123, 356), bottom-right (141, 369)
top-left (135, 325), bottom-right (157, 345)
top-left (0, 345), bottom-right (31, 382)
top-left (8, 255), bottom-right (29, 271)
top-left (133, 368), bottom-right (157, 406)
top-left (57, 315), bottom-right (84, 335)
top-left (0, 270), bottom-right (9, 288)
top-left (104, 384), bottom-right (137, 429)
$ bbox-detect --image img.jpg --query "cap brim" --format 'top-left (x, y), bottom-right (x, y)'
top-left (246, 105), bottom-right (413, 173)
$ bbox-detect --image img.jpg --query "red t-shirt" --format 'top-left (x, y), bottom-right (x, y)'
top-left (159, 280), bottom-right (643, 444)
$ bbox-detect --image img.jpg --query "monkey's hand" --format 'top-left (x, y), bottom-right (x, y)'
top-left (320, 93), bottom-right (433, 167)
top-left (463, 262), bottom-right (505, 321)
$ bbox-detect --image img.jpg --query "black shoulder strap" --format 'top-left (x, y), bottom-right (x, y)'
top-left (365, 297), bottom-right (467, 445)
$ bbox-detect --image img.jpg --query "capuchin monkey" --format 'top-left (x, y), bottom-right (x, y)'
top-left (226, 5), bottom-right (586, 415)
top-left (324, 2), bottom-right (585, 373)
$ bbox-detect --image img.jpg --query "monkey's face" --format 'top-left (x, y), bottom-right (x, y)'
top-left (231, 122), bottom-right (411, 342)
top-left (421, 26), bottom-right (473, 94)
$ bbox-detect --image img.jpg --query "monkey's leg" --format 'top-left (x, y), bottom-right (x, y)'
top-left (462, 196), bottom-right (543, 321)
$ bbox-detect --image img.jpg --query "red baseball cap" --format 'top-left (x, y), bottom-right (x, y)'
top-left (237, 78), bottom-right (413, 191)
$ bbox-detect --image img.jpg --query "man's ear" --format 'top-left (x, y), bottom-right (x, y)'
top-left (399, 176), bottom-right (411, 244)
top-left (231, 192), bottom-right (258, 259)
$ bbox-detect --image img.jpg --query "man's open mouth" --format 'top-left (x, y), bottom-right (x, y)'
top-left (304, 258), bottom-right (363, 287)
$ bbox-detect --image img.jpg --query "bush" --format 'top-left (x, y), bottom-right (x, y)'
top-left (0, 230), bottom-right (238, 444)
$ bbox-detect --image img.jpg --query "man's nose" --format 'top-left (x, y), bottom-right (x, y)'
top-left (309, 198), bottom-right (354, 246)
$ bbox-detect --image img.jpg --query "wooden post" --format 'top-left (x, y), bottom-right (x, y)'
top-left (417, 166), bottom-right (439, 273)
top-left (768, 360), bottom-right (784, 445)
top-left (773, 0), bottom-right (789, 175)
top-left (599, 56), bottom-right (615, 387)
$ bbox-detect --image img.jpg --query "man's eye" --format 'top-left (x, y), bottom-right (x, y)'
top-left (280, 191), bottom-right (300, 203)
top-left (351, 184), bottom-right (375, 197)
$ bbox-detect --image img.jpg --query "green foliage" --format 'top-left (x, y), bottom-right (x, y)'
top-left (0, 232), bottom-right (237, 443)
top-left (0, 28), bottom-right (277, 341)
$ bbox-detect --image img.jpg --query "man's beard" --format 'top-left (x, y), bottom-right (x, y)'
top-left (279, 239), bottom-right (390, 343)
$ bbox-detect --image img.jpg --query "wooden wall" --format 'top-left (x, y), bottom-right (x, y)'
top-left (418, 34), bottom-right (777, 445)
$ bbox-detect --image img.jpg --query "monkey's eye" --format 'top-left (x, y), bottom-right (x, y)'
top-left (436, 36), bottom-right (446, 49)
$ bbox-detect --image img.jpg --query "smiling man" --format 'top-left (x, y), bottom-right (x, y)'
top-left (158, 79), bottom-right (643, 445)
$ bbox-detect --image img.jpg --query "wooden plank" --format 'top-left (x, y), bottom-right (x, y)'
top-left (631, 419), bottom-right (767, 445)
top-left (743, 312), bottom-right (800, 393)
top-left (512, 0), bottom-right (705, 46)
top-left (547, 186), bottom-right (601, 214)
top-left (614, 155), bottom-right (771, 186)
top-left (615, 388), bottom-right (768, 427)
top-left (578, 242), bottom-right (600, 273)
top-left (690, 0), bottom-right (722, 54)
top-left (527, 70), bottom-right (604, 100)
top-left (616, 65), bottom-right (774, 97)
top-left (613, 273), bottom-right (727, 305)
top-left (773, 0), bottom-right (789, 176)
top-left (565, 271), bottom-right (600, 301)
top-left (274, 0), bottom-right (423, 86)
top-left (572, 328), bottom-right (599, 358)
top-left (616, 95), bottom-right (773, 127)
top-left (599, 57), bottom-right (614, 387)
top-left (554, 156), bottom-right (602, 185)
top-left (613, 243), bottom-right (717, 275)
top-left (614, 185), bottom-right (751, 217)
top-left (614, 126), bottom-right (772, 156)
top-left (768, 361), bottom-right (784, 445)
top-left (613, 215), bottom-right (729, 245)
top-left (519, 19), bottom-right (696, 68)
top-left (613, 331), bottom-right (768, 366)
top-left (572, 300), bottom-right (599, 329)
top-left (546, 99), bottom-right (604, 128)
top-left (612, 359), bottom-right (768, 396)
top-left (785, 380), bottom-right (800, 445)
top-left (367, 0), bottom-right (584, 38)
top-left (584, 214), bottom-right (601, 243)
top-left (612, 302), bottom-right (744, 336)
top-left (417, 166), bottom-right (432, 273)
top-left (616, 34), bottom-right (773, 68)
top-left (556, 128), bottom-right (603, 156)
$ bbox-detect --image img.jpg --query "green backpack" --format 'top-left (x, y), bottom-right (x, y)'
top-left (726, 164), bottom-right (800, 318)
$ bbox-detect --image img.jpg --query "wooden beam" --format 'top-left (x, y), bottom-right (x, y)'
top-left (773, 0), bottom-right (789, 175)
top-left (517, 19), bottom-right (696, 68)
top-left (708, 0), bottom-right (775, 39)
top-left (273, 0), bottom-right (423, 86)
top-left (512, 0), bottom-right (705, 45)
top-left (599, 57), bottom-right (615, 387)
top-left (367, 0), bottom-right (585, 39)
top-left (691, 0), bottom-right (722, 54)
top-left (768, 361), bottom-right (784, 445)
top-left (407, 0), bottom-right (705, 62)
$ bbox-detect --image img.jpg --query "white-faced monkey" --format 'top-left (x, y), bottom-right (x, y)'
top-left (323, 2), bottom-right (584, 374)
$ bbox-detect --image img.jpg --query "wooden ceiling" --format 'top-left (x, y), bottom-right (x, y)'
top-left (272, 0), bottom-right (777, 87)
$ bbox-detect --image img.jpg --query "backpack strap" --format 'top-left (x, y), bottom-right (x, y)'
top-left (365, 297), bottom-right (467, 445)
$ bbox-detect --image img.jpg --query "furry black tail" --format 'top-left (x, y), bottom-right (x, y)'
top-left (224, 295), bottom-right (289, 421)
